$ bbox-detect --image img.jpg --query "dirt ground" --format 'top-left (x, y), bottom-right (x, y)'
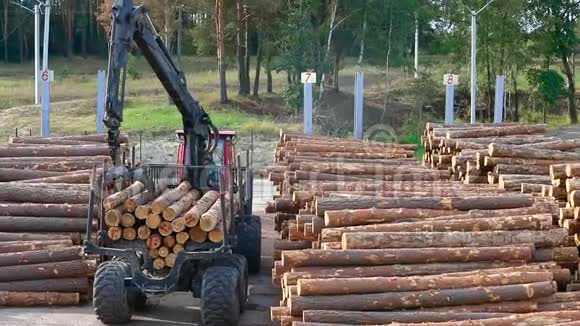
top-left (1, 178), bottom-right (279, 326)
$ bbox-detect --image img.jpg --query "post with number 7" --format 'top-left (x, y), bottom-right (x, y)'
top-left (443, 74), bottom-right (458, 125)
top-left (301, 72), bottom-right (316, 135)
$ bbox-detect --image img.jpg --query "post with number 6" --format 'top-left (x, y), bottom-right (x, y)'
top-left (41, 69), bottom-right (54, 137)
top-left (301, 71), bottom-right (316, 135)
top-left (443, 74), bottom-right (458, 125)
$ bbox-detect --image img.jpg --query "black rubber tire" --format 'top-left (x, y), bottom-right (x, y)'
top-left (213, 254), bottom-right (248, 311)
top-left (93, 261), bottom-right (133, 324)
top-left (200, 266), bottom-right (240, 326)
top-left (111, 257), bottom-right (147, 311)
top-left (234, 215), bottom-right (261, 274)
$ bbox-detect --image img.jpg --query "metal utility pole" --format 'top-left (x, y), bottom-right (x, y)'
top-left (467, 0), bottom-right (495, 124)
top-left (42, 0), bottom-right (51, 71)
top-left (34, 5), bottom-right (40, 104)
top-left (414, 13), bottom-right (419, 79)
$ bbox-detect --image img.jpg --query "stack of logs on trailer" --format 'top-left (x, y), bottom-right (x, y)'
top-left (422, 123), bottom-right (580, 193)
top-left (552, 163), bottom-right (580, 250)
top-left (103, 180), bottom-right (237, 271)
top-left (0, 134), bottom-right (120, 306)
top-left (267, 130), bottom-right (580, 326)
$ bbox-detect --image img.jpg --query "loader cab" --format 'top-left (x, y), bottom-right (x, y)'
top-left (175, 130), bottom-right (237, 167)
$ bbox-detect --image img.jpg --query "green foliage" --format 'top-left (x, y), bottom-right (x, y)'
top-left (526, 69), bottom-right (565, 106)
top-left (281, 82), bottom-right (303, 111)
top-left (127, 56), bottom-right (143, 80)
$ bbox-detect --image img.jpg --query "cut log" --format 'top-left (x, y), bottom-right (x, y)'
top-left (301, 310), bottom-right (514, 324)
top-left (135, 205), bottom-right (151, 220)
top-left (288, 281), bottom-right (556, 316)
top-left (566, 179), bottom-right (580, 193)
top-left (189, 225), bottom-right (208, 243)
top-left (0, 168), bottom-right (67, 182)
top-left (208, 224), bottom-right (225, 243)
top-left (324, 208), bottom-right (462, 227)
top-left (153, 258), bottom-right (165, 270)
top-left (494, 164), bottom-right (550, 176)
top-left (103, 181), bottom-right (145, 211)
top-left (321, 214), bottom-right (553, 242)
top-left (173, 244), bottom-right (184, 254)
top-left (0, 161), bottom-right (96, 172)
top-left (200, 193), bottom-right (236, 232)
top-left (0, 155), bottom-right (109, 163)
top-left (175, 232), bottom-right (189, 245)
top-left (298, 271), bottom-right (553, 296)
top-left (171, 217), bottom-right (186, 232)
top-left (162, 190), bottom-right (202, 221)
top-left (151, 181), bottom-right (192, 214)
top-left (341, 229), bottom-right (567, 249)
top-left (104, 206), bottom-right (126, 226)
top-left (0, 233), bottom-right (73, 242)
top-left (146, 234), bottom-right (162, 249)
top-left (0, 259), bottom-right (96, 282)
top-left (0, 184), bottom-right (89, 204)
top-left (19, 173), bottom-right (91, 184)
top-left (145, 214), bottom-right (161, 229)
top-left (122, 228), bottom-right (137, 241)
top-left (0, 246), bottom-right (83, 267)
top-left (274, 240), bottom-right (312, 251)
top-left (0, 217), bottom-right (88, 233)
top-left (446, 125), bottom-right (546, 139)
top-left (165, 253), bottom-right (177, 267)
top-left (0, 278), bottom-right (89, 293)
top-left (0, 291), bottom-right (80, 306)
top-left (137, 225), bottom-right (151, 240)
top-left (120, 213), bottom-right (135, 228)
top-left (0, 145), bottom-right (111, 158)
top-left (0, 240), bottom-right (73, 254)
top-left (282, 246), bottom-right (533, 269)
top-left (163, 235), bottom-right (176, 248)
top-left (0, 203), bottom-right (88, 218)
top-left (158, 221), bottom-right (173, 237)
top-left (158, 246), bottom-right (170, 258)
top-left (107, 227), bottom-right (122, 241)
top-left (566, 163), bottom-right (580, 178)
top-left (183, 191), bottom-right (220, 227)
top-left (316, 194), bottom-right (534, 216)
top-left (532, 247), bottom-right (579, 263)
top-left (489, 143), bottom-right (580, 161)
top-left (10, 134), bottom-right (125, 144)
top-left (149, 248), bottom-right (159, 259)
top-left (124, 184), bottom-right (168, 212)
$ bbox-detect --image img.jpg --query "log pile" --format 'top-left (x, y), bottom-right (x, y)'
top-left (267, 130), bottom-right (580, 326)
top-left (103, 180), bottom-right (236, 271)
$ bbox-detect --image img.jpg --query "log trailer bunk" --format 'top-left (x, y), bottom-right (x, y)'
top-left (84, 0), bottom-right (261, 325)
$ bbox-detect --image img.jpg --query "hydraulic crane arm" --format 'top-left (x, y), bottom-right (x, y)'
top-left (104, 0), bottom-right (218, 186)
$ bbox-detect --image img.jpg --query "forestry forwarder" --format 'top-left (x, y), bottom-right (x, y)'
top-left (84, 0), bottom-right (261, 325)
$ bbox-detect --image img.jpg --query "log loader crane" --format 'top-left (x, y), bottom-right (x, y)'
top-left (84, 1), bottom-right (261, 325)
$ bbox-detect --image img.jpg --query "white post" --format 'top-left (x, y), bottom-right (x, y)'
top-left (96, 70), bottom-right (106, 134)
top-left (34, 5), bottom-right (40, 104)
top-left (470, 12), bottom-right (477, 124)
top-left (444, 74), bottom-right (458, 125)
top-left (301, 72), bottom-right (316, 136)
top-left (414, 14), bottom-right (419, 79)
top-left (494, 75), bottom-right (505, 124)
top-left (354, 70), bottom-right (364, 139)
top-left (42, 1), bottom-right (50, 71)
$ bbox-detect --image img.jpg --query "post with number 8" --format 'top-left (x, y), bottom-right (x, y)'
top-left (443, 74), bottom-right (459, 125)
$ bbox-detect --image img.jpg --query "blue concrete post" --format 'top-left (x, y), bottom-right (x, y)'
top-left (445, 84), bottom-right (455, 125)
top-left (41, 73), bottom-right (50, 137)
top-left (354, 71), bottom-right (364, 139)
top-left (494, 75), bottom-right (505, 123)
top-left (96, 70), bottom-right (106, 134)
top-left (303, 83), bottom-right (313, 135)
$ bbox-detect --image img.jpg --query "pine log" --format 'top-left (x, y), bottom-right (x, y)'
top-left (103, 181), bottom-right (145, 211)
top-left (124, 184), bottom-right (168, 212)
top-left (175, 232), bottom-right (189, 244)
top-left (428, 205), bottom-right (558, 221)
top-left (0, 291), bottom-right (80, 306)
top-left (284, 263), bottom-right (560, 286)
top-left (145, 214), bottom-right (161, 229)
top-left (274, 240), bottom-right (312, 251)
top-left (158, 246), bottom-right (170, 258)
top-left (151, 181), bottom-right (192, 214)
top-left (288, 281), bottom-right (555, 316)
top-left (321, 214), bottom-right (553, 242)
top-left (566, 179), bottom-right (580, 193)
top-left (341, 229), bottom-right (567, 249)
top-left (163, 235), bottom-right (176, 248)
top-left (9, 137), bottom-right (100, 145)
top-left (107, 227), bottom-right (122, 241)
top-left (165, 253), bottom-right (177, 267)
top-left (189, 225), bottom-right (208, 243)
top-left (162, 190), bottom-right (202, 221)
top-left (173, 244), bottom-right (184, 254)
top-left (298, 162), bottom-right (435, 176)
top-left (0, 240), bottom-right (73, 254)
top-left (183, 190), bottom-right (220, 228)
top-left (153, 258), bottom-right (165, 270)
top-left (489, 143), bottom-right (580, 161)
top-left (171, 217), bottom-right (186, 233)
top-left (149, 248), bottom-right (159, 259)
top-left (297, 271), bottom-right (553, 296)
top-left (0, 156), bottom-right (109, 163)
top-left (323, 208), bottom-right (462, 227)
top-left (146, 234), bottom-right (162, 249)
top-left (301, 310), bottom-right (515, 324)
top-left (11, 134), bottom-right (125, 144)
top-left (282, 246), bottom-right (533, 269)
top-left (522, 183), bottom-right (546, 194)
top-left (135, 205), bottom-right (151, 220)
top-left (485, 157), bottom-right (565, 169)
top-left (208, 223), bottom-right (225, 243)
top-left (18, 173), bottom-right (91, 184)
top-left (570, 190), bottom-right (580, 207)
top-left (0, 161), bottom-right (96, 172)
top-left (566, 163), bottom-right (580, 178)
top-left (0, 203), bottom-right (88, 218)
top-left (495, 164), bottom-right (550, 176)
top-left (0, 168), bottom-right (67, 182)
top-left (0, 145), bottom-right (111, 158)
top-left (316, 194), bottom-right (534, 216)
top-left (446, 125), bottom-right (546, 138)
top-left (120, 213), bottom-right (135, 228)
top-left (0, 184), bottom-right (89, 204)
top-left (0, 217), bottom-right (88, 233)
top-left (137, 225), bottom-right (151, 240)
top-left (158, 221), bottom-right (173, 237)
top-left (122, 228), bottom-right (137, 241)
top-left (0, 233), bottom-right (73, 242)
top-left (0, 278), bottom-right (89, 293)
top-left (533, 247), bottom-right (579, 263)
top-left (200, 193), bottom-right (236, 232)
top-left (563, 219), bottom-right (580, 235)
top-left (551, 164), bottom-right (570, 180)
top-left (104, 206), bottom-right (126, 226)
top-left (0, 259), bottom-right (96, 282)
top-left (0, 246), bottom-right (83, 267)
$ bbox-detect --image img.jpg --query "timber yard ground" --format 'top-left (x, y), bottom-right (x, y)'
top-left (0, 178), bottom-right (279, 326)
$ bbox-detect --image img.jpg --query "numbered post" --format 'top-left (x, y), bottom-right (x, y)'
top-left (444, 74), bottom-right (459, 125)
top-left (301, 72), bottom-right (316, 136)
top-left (96, 70), bottom-right (106, 134)
top-left (41, 70), bottom-right (52, 137)
top-left (494, 75), bottom-right (505, 124)
top-left (354, 70), bottom-right (364, 140)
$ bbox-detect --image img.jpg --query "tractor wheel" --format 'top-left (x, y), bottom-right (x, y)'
top-left (93, 261), bottom-right (133, 324)
top-left (200, 266), bottom-right (240, 326)
top-left (213, 254), bottom-right (248, 311)
top-left (112, 257), bottom-right (147, 311)
top-left (234, 215), bottom-right (261, 274)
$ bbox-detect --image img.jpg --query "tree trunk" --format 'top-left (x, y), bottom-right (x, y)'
top-left (281, 246), bottom-right (533, 269)
top-left (150, 181), bottom-right (192, 214)
top-left (236, 0), bottom-right (249, 96)
top-left (253, 30), bottom-right (263, 97)
top-left (0, 278), bottom-right (89, 293)
top-left (333, 51), bottom-right (340, 92)
top-left (297, 271), bottom-right (553, 296)
top-left (319, 0), bottom-right (339, 100)
top-left (265, 38), bottom-right (273, 93)
top-left (65, 0), bottom-right (74, 58)
top-left (562, 55), bottom-right (578, 124)
top-left (0, 184), bottom-right (89, 204)
top-left (301, 310), bottom-right (512, 324)
top-left (489, 144), bottom-right (580, 161)
top-left (0, 291), bottom-right (80, 306)
top-left (0, 203), bottom-right (88, 217)
top-left (103, 182), bottom-right (145, 211)
top-left (0, 259), bottom-right (96, 282)
top-left (215, 0), bottom-right (228, 103)
top-left (0, 217), bottom-right (88, 233)
top-left (3, 0), bottom-right (8, 63)
top-left (0, 247), bottom-right (82, 267)
top-left (162, 190), bottom-right (201, 221)
top-left (341, 229), bottom-right (567, 250)
top-left (288, 281), bottom-right (555, 317)
top-left (183, 190), bottom-right (219, 227)
top-left (125, 184), bottom-right (168, 212)
top-left (0, 145), bottom-right (110, 157)
top-left (18, 173), bottom-right (91, 184)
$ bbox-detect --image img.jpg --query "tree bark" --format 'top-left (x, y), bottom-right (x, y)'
top-left (0, 259), bottom-right (96, 282)
top-left (288, 281), bottom-right (556, 317)
top-left (18, 173), bottom-right (91, 184)
top-left (103, 181), bottom-right (145, 211)
top-left (561, 55), bottom-right (578, 124)
top-left (0, 291), bottom-right (79, 306)
top-left (124, 184), bottom-right (168, 212)
top-left (0, 203), bottom-right (88, 217)
top-left (162, 190), bottom-right (201, 221)
top-left (0, 145), bottom-right (111, 157)
top-left (301, 310), bottom-right (510, 324)
top-left (282, 246), bottom-right (533, 269)
top-left (0, 278), bottom-right (89, 293)
top-left (0, 168), bottom-right (68, 182)
top-left (0, 246), bottom-right (82, 267)
top-left (489, 144), bottom-right (580, 161)
top-left (215, 0), bottom-right (228, 103)
top-left (151, 181), bottom-right (192, 214)
top-left (253, 29), bottom-right (263, 97)
top-left (184, 190), bottom-right (219, 227)
top-left (446, 125), bottom-right (546, 139)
